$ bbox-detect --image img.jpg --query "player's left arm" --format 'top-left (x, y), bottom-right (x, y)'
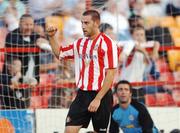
top-left (88, 68), bottom-right (116, 112)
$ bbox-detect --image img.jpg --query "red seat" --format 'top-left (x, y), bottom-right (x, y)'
top-left (0, 61), bottom-right (4, 72)
top-left (172, 89), bottom-right (180, 106)
top-left (41, 96), bottom-right (49, 108)
top-left (156, 57), bottom-right (171, 73)
top-left (30, 96), bottom-right (42, 108)
top-left (155, 93), bottom-right (175, 106)
top-left (145, 94), bottom-right (156, 106)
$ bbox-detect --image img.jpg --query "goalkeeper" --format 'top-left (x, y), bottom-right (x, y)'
top-left (109, 80), bottom-right (158, 133)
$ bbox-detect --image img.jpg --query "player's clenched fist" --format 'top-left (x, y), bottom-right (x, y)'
top-left (46, 26), bottom-right (57, 37)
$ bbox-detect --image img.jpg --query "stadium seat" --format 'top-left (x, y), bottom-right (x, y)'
top-left (173, 36), bottom-right (180, 47)
top-left (145, 16), bottom-right (160, 28)
top-left (145, 94), bottom-right (156, 106)
top-left (41, 95), bottom-right (50, 108)
top-left (174, 71), bottom-right (180, 81)
top-left (172, 89), bottom-right (180, 106)
top-left (46, 16), bottom-right (63, 30)
top-left (176, 16), bottom-right (180, 27)
top-left (40, 73), bottom-right (55, 84)
top-left (31, 89), bottom-right (41, 96)
top-left (159, 16), bottom-right (176, 28)
top-left (159, 72), bottom-right (174, 82)
top-left (156, 57), bottom-right (171, 73)
top-left (30, 96), bottom-right (42, 108)
top-left (169, 27), bottom-right (180, 42)
top-left (167, 50), bottom-right (180, 71)
top-left (155, 93), bottom-right (175, 106)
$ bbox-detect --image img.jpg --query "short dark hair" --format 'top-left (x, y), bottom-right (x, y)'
top-left (20, 14), bottom-right (33, 22)
top-left (128, 14), bottom-right (143, 27)
top-left (130, 24), bottom-right (145, 34)
top-left (114, 80), bottom-right (132, 93)
top-left (170, 129), bottom-right (180, 133)
top-left (99, 23), bottom-right (113, 32)
top-left (83, 10), bottom-right (100, 23)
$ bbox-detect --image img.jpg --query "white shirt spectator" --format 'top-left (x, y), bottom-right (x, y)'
top-left (119, 41), bottom-right (155, 84)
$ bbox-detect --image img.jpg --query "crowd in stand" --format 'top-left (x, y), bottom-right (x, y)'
top-left (0, 0), bottom-right (180, 109)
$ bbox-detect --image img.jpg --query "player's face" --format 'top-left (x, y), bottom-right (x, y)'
top-left (132, 29), bottom-right (146, 43)
top-left (20, 17), bottom-right (34, 36)
top-left (116, 84), bottom-right (132, 104)
top-left (81, 15), bottom-right (97, 37)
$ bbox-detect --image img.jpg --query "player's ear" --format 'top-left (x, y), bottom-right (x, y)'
top-left (94, 20), bottom-right (100, 28)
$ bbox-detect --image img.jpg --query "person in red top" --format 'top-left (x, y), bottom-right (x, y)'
top-left (47, 10), bottom-right (118, 133)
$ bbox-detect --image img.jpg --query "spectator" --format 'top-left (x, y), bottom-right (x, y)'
top-left (3, 14), bottom-right (50, 84)
top-left (99, 22), bottom-right (135, 86)
top-left (3, 0), bottom-right (26, 31)
top-left (99, 23), bottom-right (134, 66)
top-left (166, 0), bottom-right (180, 17)
top-left (100, 0), bottom-right (131, 41)
top-left (48, 60), bottom-right (75, 108)
top-left (0, 0), bottom-right (9, 27)
top-left (0, 58), bottom-right (37, 109)
top-left (28, 0), bottom-right (64, 27)
top-left (128, 14), bottom-right (173, 47)
top-left (119, 25), bottom-right (160, 103)
top-left (109, 80), bottom-right (158, 133)
top-left (33, 24), bottom-right (55, 74)
top-left (63, 2), bottom-right (85, 44)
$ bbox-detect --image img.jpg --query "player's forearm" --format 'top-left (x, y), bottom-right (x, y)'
top-left (49, 36), bottom-right (60, 59)
top-left (95, 69), bottom-right (117, 100)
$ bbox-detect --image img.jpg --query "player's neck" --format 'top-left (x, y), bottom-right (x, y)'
top-left (120, 99), bottom-right (131, 109)
top-left (89, 30), bottom-right (100, 40)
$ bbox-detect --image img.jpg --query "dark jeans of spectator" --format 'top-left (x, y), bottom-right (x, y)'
top-left (0, 87), bottom-right (31, 109)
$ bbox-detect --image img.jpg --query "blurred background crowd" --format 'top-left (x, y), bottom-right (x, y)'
top-left (0, 0), bottom-right (179, 109)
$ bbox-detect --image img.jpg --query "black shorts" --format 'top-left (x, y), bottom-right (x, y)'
top-left (65, 89), bottom-right (113, 132)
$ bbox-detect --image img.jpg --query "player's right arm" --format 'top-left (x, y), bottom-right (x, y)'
top-left (46, 27), bottom-right (60, 59)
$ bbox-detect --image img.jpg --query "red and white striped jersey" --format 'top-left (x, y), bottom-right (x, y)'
top-left (59, 33), bottom-right (118, 91)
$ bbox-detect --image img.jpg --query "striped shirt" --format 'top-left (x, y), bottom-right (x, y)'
top-left (59, 33), bottom-right (118, 91)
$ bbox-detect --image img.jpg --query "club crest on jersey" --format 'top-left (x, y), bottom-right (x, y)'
top-left (129, 115), bottom-right (134, 121)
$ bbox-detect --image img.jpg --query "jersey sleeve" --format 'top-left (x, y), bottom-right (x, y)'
top-left (59, 43), bottom-right (74, 60)
top-left (103, 36), bottom-right (118, 69)
top-left (137, 103), bottom-right (155, 133)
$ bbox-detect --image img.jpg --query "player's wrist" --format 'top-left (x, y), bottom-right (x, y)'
top-left (95, 95), bottom-right (102, 101)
